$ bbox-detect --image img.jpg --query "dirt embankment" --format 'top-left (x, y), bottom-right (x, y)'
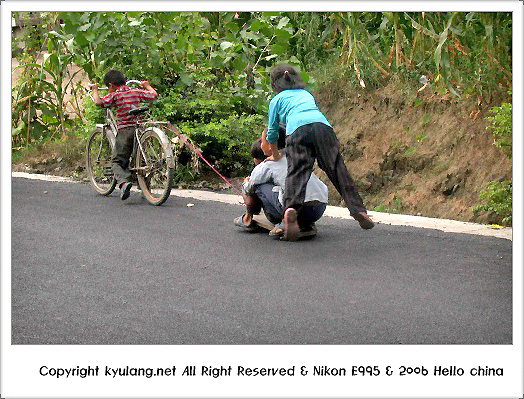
top-left (314, 77), bottom-right (512, 224)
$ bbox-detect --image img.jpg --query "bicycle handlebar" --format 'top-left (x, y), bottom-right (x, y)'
top-left (86, 85), bottom-right (107, 92)
top-left (86, 79), bottom-right (142, 92)
top-left (85, 79), bottom-right (144, 101)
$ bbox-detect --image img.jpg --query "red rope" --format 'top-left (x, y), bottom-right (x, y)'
top-left (166, 122), bottom-right (244, 196)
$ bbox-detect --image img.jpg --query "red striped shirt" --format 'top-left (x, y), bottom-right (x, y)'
top-left (100, 85), bottom-right (157, 130)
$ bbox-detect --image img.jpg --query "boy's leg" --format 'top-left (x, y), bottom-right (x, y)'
top-left (310, 124), bottom-right (372, 228)
top-left (112, 127), bottom-right (135, 185)
top-left (235, 185), bottom-right (277, 230)
top-left (283, 126), bottom-right (317, 241)
top-left (243, 192), bottom-right (262, 225)
top-left (297, 201), bottom-right (327, 229)
top-left (283, 125), bottom-right (316, 213)
top-left (254, 183), bottom-right (284, 225)
top-left (234, 192), bottom-right (261, 230)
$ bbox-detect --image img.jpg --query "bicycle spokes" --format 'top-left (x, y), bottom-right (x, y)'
top-left (86, 129), bottom-right (117, 196)
top-left (136, 127), bottom-right (174, 206)
top-left (142, 139), bottom-right (164, 175)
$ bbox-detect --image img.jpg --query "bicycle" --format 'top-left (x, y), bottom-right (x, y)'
top-left (85, 80), bottom-right (175, 206)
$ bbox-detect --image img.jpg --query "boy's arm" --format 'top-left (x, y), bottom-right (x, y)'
top-left (89, 84), bottom-right (104, 106)
top-left (265, 98), bottom-right (282, 161)
top-left (243, 163), bottom-right (272, 194)
top-left (266, 142), bottom-right (281, 161)
top-left (141, 81), bottom-right (158, 99)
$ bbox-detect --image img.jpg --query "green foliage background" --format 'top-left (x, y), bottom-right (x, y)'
top-left (473, 96), bottom-right (512, 225)
top-left (12, 11), bottom-right (513, 213)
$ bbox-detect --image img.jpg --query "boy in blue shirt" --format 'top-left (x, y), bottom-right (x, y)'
top-left (265, 64), bottom-right (374, 241)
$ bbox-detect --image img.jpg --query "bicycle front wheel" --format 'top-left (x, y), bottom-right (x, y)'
top-left (86, 127), bottom-right (117, 195)
top-left (136, 127), bottom-right (175, 206)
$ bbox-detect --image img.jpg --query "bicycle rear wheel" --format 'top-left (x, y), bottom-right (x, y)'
top-left (86, 127), bottom-right (117, 195)
top-left (136, 127), bottom-right (174, 206)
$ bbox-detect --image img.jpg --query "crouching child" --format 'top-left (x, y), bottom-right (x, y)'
top-left (234, 128), bottom-right (328, 240)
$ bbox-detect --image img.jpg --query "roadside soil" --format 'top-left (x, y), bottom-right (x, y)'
top-left (313, 76), bottom-right (512, 225)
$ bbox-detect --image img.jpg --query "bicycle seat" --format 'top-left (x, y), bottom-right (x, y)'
top-left (128, 106), bottom-right (149, 116)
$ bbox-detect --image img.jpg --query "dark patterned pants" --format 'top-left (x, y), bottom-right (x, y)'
top-left (283, 122), bottom-right (367, 217)
top-left (112, 126), bottom-right (135, 185)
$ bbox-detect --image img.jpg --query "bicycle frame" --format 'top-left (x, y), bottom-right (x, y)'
top-left (95, 109), bottom-right (117, 148)
top-left (86, 84), bottom-right (175, 173)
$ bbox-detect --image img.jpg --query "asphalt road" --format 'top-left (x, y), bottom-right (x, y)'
top-left (11, 177), bottom-right (512, 344)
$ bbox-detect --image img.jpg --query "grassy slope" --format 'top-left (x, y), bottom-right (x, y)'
top-left (314, 76), bottom-right (512, 225)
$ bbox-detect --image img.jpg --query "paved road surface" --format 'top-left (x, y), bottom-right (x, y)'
top-left (10, 177), bottom-right (512, 344)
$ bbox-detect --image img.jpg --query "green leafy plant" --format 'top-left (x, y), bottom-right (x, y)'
top-left (12, 23), bottom-right (85, 145)
top-left (57, 12), bottom-right (303, 94)
top-left (372, 192), bottom-right (404, 214)
top-left (485, 97), bottom-right (512, 159)
top-left (313, 12), bottom-right (511, 100)
top-left (177, 114), bottom-right (265, 177)
top-left (12, 13), bottom-right (56, 147)
top-left (473, 96), bottom-right (512, 225)
top-left (473, 181), bottom-right (512, 225)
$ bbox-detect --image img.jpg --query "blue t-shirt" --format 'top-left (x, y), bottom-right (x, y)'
top-left (266, 89), bottom-right (331, 144)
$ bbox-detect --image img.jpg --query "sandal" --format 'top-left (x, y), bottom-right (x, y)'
top-left (299, 223), bottom-right (317, 238)
top-left (269, 223), bottom-right (285, 239)
top-left (234, 214), bottom-right (258, 232)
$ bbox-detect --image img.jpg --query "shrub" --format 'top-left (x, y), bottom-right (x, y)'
top-left (74, 97), bottom-right (105, 138)
top-left (152, 84), bottom-right (266, 178)
top-left (473, 181), bottom-right (512, 225)
top-left (157, 88), bottom-right (258, 124)
top-left (176, 114), bottom-right (265, 177)
top-left (485, 99), bottom-right (512, 159)
top-left (473, 96), bottom-right (512, 225)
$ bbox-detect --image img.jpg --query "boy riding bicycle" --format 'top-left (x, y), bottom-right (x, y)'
top-left (90, 69), bottom-right (157, 200)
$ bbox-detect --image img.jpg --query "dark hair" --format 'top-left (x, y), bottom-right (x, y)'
top-left (250, 138), bottom-right (265, 161)
top-left (270, 64), bottom-right (306, 94)
top-left (103, 69), bottom-right (126, 87)
top-left (277, 124), bottom-right (286, 149)
top-left (250, 126), bottom-right (286, 161)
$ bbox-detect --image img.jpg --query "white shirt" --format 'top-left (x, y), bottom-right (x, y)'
top-left (243, 154), bottom-right (328, 205)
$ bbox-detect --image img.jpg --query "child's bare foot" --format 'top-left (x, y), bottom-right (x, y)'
top-left (283, 208), bottom-right (299, 241)
top-left (353, 211), bottom-right (374, 229)
top-left (243, 213), bottom-right (252, 226)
